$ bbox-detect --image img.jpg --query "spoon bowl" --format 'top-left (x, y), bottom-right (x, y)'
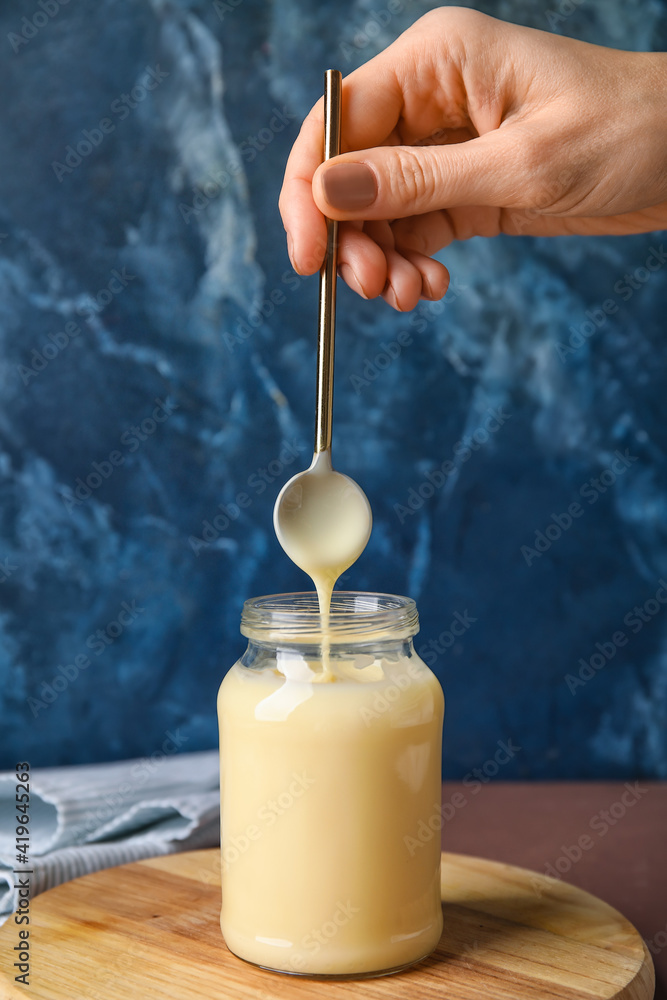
top-left (273, 452), bottom-right (372, 584)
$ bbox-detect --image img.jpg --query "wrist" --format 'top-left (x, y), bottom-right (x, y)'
top-left (621, 50), bottom-right (667, 209)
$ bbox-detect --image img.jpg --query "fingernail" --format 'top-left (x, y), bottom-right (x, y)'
top-left (339, 264), bottom-right (368, 299)
top-left (420, 274), bottom-right (434, 300)
top-left (321, 163), bottom-right (377, 211)
top-left (287, 232), bottom-right (305, 274)
top-left (383, 280), bottom-right (400, 310)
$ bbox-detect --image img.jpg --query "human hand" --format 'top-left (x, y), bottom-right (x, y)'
top-left (279, 7), bottom-right (667, 311)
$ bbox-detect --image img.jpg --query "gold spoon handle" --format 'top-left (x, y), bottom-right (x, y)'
top-left (314, 69), bottom-right (342, 457)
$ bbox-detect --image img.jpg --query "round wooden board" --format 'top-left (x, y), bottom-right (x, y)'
top-left (0, 849), bottom-right (654, 1000)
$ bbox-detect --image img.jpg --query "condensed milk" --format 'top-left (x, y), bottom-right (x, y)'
top-left (218, 592), bottom-right (444, 975)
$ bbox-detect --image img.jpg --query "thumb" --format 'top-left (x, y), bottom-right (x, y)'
top-left (312, 131), bottom-right (534, 220)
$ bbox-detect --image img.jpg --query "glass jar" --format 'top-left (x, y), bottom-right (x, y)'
top-left (217, 591), bottom-right (444, 978)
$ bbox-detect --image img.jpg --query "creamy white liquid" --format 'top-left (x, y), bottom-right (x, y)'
top-left (218, 650), bottom-right (444, 974)
top-left (273, 450), bottom-right (372, 672)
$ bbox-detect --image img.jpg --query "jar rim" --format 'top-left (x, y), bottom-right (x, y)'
top-left (240, 591), bottom-right (419, 643)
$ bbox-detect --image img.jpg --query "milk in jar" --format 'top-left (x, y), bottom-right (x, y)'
top-left (217, 591), bottom-right (444, 976)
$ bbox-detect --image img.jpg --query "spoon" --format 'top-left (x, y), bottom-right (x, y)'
top-left (273, 69), bottom-right (372, 615)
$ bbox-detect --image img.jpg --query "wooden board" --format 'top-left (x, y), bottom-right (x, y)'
top-left (0, 849), bottom-right (654, 1000)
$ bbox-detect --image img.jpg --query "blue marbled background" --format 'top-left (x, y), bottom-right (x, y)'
top-left (1, 0), bottom-right (666, 777)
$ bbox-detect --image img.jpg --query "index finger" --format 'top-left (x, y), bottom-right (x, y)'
top-left (279, 53), bottom-right (404, 275)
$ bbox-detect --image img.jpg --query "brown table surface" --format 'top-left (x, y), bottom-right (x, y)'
top-left (440, 781), bottom-right (666, 999)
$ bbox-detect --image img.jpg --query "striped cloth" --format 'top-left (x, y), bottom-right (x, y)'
top-left (0, 749), bottom-right (220, 925)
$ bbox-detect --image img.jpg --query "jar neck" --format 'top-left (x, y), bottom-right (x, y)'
top-left (241, 635), bottom-right (417, 665)
top-left (240, 592), bottom-right (420, 647)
